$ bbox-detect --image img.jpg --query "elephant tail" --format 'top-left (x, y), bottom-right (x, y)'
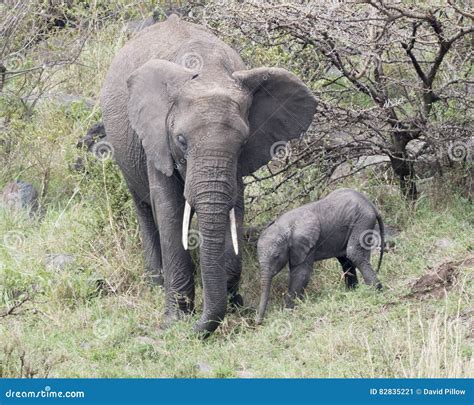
top-left (375, 212), bottom-right (385, 273)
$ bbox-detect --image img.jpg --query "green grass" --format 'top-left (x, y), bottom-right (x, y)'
top-left (0, 158), bottom-right (472, 377)
top-left (0, 10), bottom-right (472, 379)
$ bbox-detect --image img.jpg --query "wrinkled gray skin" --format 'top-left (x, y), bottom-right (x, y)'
top-left (257, 189), bottom-right (384, 324)
top-left (100, 15), bottom-right (316, 334)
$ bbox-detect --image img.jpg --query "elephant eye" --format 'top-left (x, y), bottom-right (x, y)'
top-left (177, 134), bottom-right (188, 151)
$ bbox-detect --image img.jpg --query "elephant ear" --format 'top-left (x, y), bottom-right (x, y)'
top-left (127, 59), bottom-right (196, 176)
top-left (233, 68), bottom-right (316, 176)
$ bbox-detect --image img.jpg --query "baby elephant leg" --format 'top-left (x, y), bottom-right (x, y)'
top-left (285, 260), bottom-right (313, 309)
top-left (346, 234), bottom-right (382, 290)
top-left (337, 256), bottom-right (358, 289)
top-left (346, 224), bottom-right (382, 290)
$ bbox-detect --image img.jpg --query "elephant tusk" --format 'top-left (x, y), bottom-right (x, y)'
top-left (182, 201), bottom-right (192, 250)
top-left (229, 208), bottom-right (239, 255)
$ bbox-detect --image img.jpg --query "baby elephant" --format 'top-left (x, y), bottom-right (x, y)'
top-left (257, 188), bottom-right (384, 323)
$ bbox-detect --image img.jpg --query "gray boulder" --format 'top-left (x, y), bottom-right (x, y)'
top-left (1, 180), bottom-right (38, 213)
top-left (77, 121), bottom-right (106, 152)
top-left (124, 16), bottom-right (157, 33)
top-left (356, 155), bottom-right (390, 170)
top-left (44, 253), bottom-right (75, 270)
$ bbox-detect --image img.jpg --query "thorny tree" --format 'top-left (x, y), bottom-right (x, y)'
top-left (196, 0), bottom-right (473, 201)
top-left (0, 0), bottom-right (159, 110)
top-left (0, 1), bottom-right (93, 111)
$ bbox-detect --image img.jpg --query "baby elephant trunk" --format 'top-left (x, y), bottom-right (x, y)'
top-left (256, 270), bottom-right (273, 324)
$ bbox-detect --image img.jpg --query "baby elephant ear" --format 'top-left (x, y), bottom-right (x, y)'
top-left (233, 68), bottom-right (316, 176)
top-left (127, 59), bottom-right (196, 176)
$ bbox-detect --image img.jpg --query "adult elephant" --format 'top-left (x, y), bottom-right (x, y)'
top-left (101, 15), bottom-right (316, 334)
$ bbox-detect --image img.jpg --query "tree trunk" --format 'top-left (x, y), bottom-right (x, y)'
top-left (390, 131), bottom-right (418, 200)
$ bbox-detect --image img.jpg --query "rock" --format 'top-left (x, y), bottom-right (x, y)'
top-left (406, 139), bottom-right (426, 156)
top-left (134, 336), bottom-right (160, 346)
top-left (434, 238), bottom-right (454, 250)
top-left (355, 155), bottom-right (390, 170)
top-left (25, 92), bottom-right (95, 109)
top-left (124, 8), bottom-right (174, 34)
top-left (124, 16), bottom-right (157, 33)
top-left (196, 361), bottom-right (213, 374)
top-left (44, 254), bottom-right (75, 270)
top-left (51, 93), bottom-right (95, 109)
top-left (330, 162), bottom-right (352, 181)
top-left (236, 369), bottom-right (255, 378)
top-left (415, 155), bottom-right (442, 179)
top-left (77, 122), bottom-right (107, 152)
top-left (330, 155), bottom-right (390, 181)
top-left (73, 121), bottom-right (109, 172)
top-left (416, 176), bottom-right (437, 195)
top-left (80, 341), bottom-right (92, 350)
top-left (72, 157), bottom-right (86, 172)
top-left (1, 180), bottom-right (38, 213)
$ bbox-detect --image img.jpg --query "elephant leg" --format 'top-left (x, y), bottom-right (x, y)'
top-left (346, 231), bottom-right (382, 290)
top-left (131, 191), bottom-right (163, 285)
top-left (285, 260), bottom-right (313, 309)
top-left (147, 166), bottom-right (195, 323)
top-left (225, 179), bottom-right (244, 308)
top-left (337, 256), bottom-right (358, 289)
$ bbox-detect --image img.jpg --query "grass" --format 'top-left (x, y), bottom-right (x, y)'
top-left (0, 9), bottom-right (473, 379)
top-left (0, 159), bottom-right (472, 377)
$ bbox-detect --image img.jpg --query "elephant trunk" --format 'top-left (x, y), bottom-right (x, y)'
top-left (194, 207), bottom-right (228, 334)
top-left (185, 153), bottom-right (237, 334)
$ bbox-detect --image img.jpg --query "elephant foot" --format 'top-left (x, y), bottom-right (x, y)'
top-left (228, 292), bottom-right (244, 311)
top-left (192, 319), bottom-right (218, 339)
top-left (159, 304), bottom-right (194, 331)
top-left (284, 296), bottom-right (296, 310)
